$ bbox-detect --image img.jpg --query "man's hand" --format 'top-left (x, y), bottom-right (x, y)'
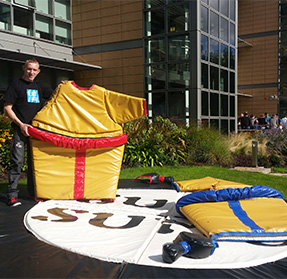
top-left (19, 123), bottom-right (33, 137)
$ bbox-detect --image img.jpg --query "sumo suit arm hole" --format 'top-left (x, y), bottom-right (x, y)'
top-left (104, 90), bottom-right (147, 124)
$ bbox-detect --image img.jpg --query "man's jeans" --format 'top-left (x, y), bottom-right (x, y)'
top-left (7, 125), bottom-right (34, 199)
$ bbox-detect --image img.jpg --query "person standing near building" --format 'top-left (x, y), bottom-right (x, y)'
top-left (257, 114), bottom-right (266, 130)
top-left (240, 112), bottom-right (251, 129)
top-left (282, 115), bottom-right (287, 130)
top-left (269, 114), bottom-right (279, 129)
top-left (3, 58), bottom-right (54, 206)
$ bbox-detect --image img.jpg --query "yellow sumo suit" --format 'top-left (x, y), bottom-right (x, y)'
top-left (28, 81), bottom-right (147, 200)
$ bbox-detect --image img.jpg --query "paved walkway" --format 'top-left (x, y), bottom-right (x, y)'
top-left (233, 167), bottom-right (287, 176)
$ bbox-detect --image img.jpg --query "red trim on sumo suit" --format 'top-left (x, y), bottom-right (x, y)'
top-left (28, 126), bottom-right (127, 200)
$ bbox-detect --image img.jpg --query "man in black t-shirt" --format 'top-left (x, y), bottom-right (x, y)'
top-left (3, 58), bottom-right (54, 206)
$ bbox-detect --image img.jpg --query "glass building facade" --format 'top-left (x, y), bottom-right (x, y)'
top-left (0, 0), bottom-right (72, 45)
top-left (143, 0), bottom-right (237, 133)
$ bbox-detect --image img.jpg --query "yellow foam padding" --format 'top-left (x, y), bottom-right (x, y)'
top-left (31, 138), bottom-right (124, 200)
top-left (180, 198), bottom-right (287, 238)
top-left (175, 176), bottom-right (251, 192)
top-left (32, 81), bottom-right (146, 138)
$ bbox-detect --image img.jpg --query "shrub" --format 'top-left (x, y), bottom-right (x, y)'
top-left (186, 125), bottom-right (232, 166)
top-left (123, 116), bottom-right (187, 167)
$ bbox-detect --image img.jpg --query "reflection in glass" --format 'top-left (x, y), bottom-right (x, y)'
top-left (168, 63), bottom-right (190, 88)
top-left (210, 119), bottom-right (219, 129)
top-left (221, 119), bottom-right (228, 133)
top-left (220, 69), bottom-right (228, 92)
top-left (14, 0), bottom-right (35, 7)
top-left (55, 0), bottom-right (71, 20)
top-left (279, 82), bottom-right (287, 95)
top-left (144, 0), bottom-right (165, 9)
top-left (146, 64), bottom-right (166, 91)
top-left (201, 35), bottom-right (208, 61)
top-left (201, 91), bottom-right (208, 116)
top-left (210, 38), bottom-right (219, 64)
top-left (230, 47), bottom-right (235, 69)
top-left (35, 0), bottom-right (52, 14)
top-left (230, 0), bottom-right (235, 21)
top-left (0, 4), bottom-right (11, 31)
top-left (169, 35), bottom-right (190, 61)
top-left (210, 66), bottom-right (219, 90)
top-left (145, 9), bottom-right (165, 36)
top-left (168, 4), bottom-right (189, 32)
top-left (210, 93), bottom-right (219, 116)
top-left (210, 0), bottom-right (219, 11)
top-left (220, 43), bottom-right (228, 67)
top-left (230, 22), bottom-right (235, 45)
top-left (220, 94), bottom-right (228, 116)
top-left (14, 7), bottom-right (33, 36)
top-left (230, 72), bottom-right (235, 93)
top-left (210, 11), bottom-right (219, 38)
top-left (55, 20), bottom-right (72, 45)
top-left (201, 5), bottom-right (208, 32)
top-left (220, 0), bottom-right (229, 17)
top-left (230, 120), bottom-right (235, 132)
top-left (145, 38), bottom-right (165, 63)
top-left (152, 92), bottom-right (166, 117)
top-left (35, 15), bottom-right (53, 41)
top-left (230, 95), bottom-right (235, 117)
top-left (201, 63), bottom-right (208, 88)
top-left (220, 17), bottom-right (228, 43)
top-left (168, 91), bottom-right (186, 118)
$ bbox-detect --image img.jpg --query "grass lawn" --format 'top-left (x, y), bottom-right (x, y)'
top-left (120, 166), bottom-right (287, 198)
top-left (1, 166), bottom-right (286, 197)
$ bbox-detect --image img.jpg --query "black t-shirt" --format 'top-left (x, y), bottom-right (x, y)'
top-left (3, 78), bottom-right (53, 124)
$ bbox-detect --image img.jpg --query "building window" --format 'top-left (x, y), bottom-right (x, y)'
top-left (210, 11), bottom-right (219, 38)
top-left (145, 9), bottom-right (165, 36)
top-left (55, 20), bottom-right (71, 45)
top-left (168, 63), bottom-right (190, 89)
top-left (55, 0), bottom-right (71, 20)
top-left (220, 0), bottom-right (229, 17)
top-left (35, 14), bottom-right (53, 41)
top-left (201, 35), bottom-right (208, 61)
top-left (168, 35), bottom-right (190, 61)
top-left (201, 91), bottom-right (208, 116)
top-left (210, 92), bottom-right (219, 116)
top-left (230, 47), bottom-right (235, 69)
top-left (230, 22), bottom-right (235, 45)
top-left (168, 4), bottom-right (189, 33)
top-left (35, 0), bottom-right (52, 15)
top-left (145, 38), bottom-right (165, 64)
top-left (146, 64), bottom-right (165, 91)
top-left (210, 0), bottom-right (219, 11)
top-left (220, 43), bottom-right (228, 67)
top-left (168, 91), bottom-right (186, 119)
top-left (220, 69), bottom-right (228, 92)
top-left (210, 66), bottom-right (219, 90)
top-left (220, 17), bottom-right (228, 43)
top-left (13, 7), bottom-right (33, 36)
top-left (152, 92), bottom-right (166, 117)
top-left (0, 3), bottom-right (11, 31)
top-left (201, 63), bottom-right (208, 88)
top-left (201, 5), bottom-right (208, 32)
top-left (210, 38), bottom-right (219, 64)
top-left (14, 0), bottom-right (35, 8)
top-left (220, 94), bottom-right (228, 116)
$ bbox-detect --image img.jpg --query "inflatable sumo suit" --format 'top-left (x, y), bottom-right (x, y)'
top-left (175, 177), bottom-right (287, 242)
top-left (28, 81), bottom-right (147, 200)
